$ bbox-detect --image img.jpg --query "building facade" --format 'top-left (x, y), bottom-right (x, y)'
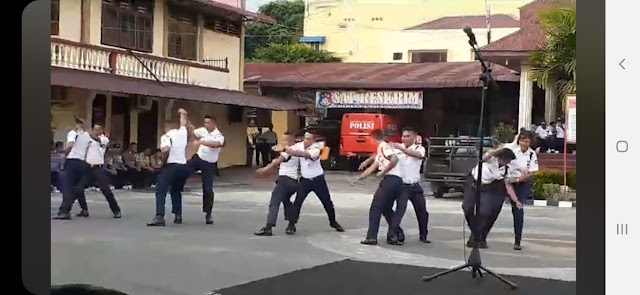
top-left (50, 0), bottom-right (300, 168)
top-left (301, 0), bottom-right (533, 62)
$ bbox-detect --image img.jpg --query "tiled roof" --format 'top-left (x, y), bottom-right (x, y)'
top-left (188, 0), bottom-right (277, 24)
top-left (481, 0), bottom-right (561, 52)
top-left (406, 14), bottom-right (519, 30)
top-left (244, 62), bottom-right (519, 89)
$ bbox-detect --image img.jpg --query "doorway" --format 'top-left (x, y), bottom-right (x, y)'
top-left (137, 100), bottom-right (159, 151)
top-left (111, 96), bottom-right (131, 147)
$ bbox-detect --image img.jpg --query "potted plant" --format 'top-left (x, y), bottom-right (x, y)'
top-left (541, 183), bottom-right (562, 206)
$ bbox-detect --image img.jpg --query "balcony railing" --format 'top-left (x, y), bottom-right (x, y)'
top-left (51, 37), bottom-right (232, 89)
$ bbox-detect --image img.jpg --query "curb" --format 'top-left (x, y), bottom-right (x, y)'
top-left (524, 199), bottom-right (576, 208)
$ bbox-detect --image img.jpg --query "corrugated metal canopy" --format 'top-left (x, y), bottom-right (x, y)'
top-left (51, 67), bottom-right (304, 111)
top-left (245, 62), bottom-right (519, 89)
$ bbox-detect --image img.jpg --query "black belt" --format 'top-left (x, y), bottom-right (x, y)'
top-left (403, 183), bottom-right (420, 187)
top-left (86, 164), bottom-right (104, 168)
top-left (302, 174), bottom-right (324, 181)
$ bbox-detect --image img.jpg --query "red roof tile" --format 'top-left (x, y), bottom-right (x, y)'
top-left (481, 0), bottom-right (561, 52)
top-left (406, 14), bottom-right (519, 30)
top-left (244, 62), bottom-right (519, 89)
top-left (189, 0), bottom-right (277, 24)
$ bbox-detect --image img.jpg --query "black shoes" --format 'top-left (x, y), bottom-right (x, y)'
top-left (419, 236), bottom-right (431, 244)
top-left (397, 229), bottom-right (405, 243)
top-left (514, 243), bottom-right (522, 251)
top-left (254, 227), bottom-right (273, 236)
top-left (174, 215), bottom-right (183, 224)
top-left (53, 212), bottom-right (71, 220)
top-left (205, 213), bottom-right (213, 225)
top-left (76, 210), bottom-right (89, 217)
top-left (466, 237), bottom-right (488, 249)
top-left (386, 236), bottom-right (403, 246)
top-left (330, 221), bottom-right (345, 232)
top-left (147, 215), bottom-right (166, 226)
top-left (285, 222), bottom-right (296, 235)
top-left (360, 238), bottom-right (378, 245)
top-left (113, 212), bottom-right (122, 219)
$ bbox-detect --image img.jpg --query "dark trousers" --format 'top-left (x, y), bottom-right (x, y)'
top-left (266, 176), bottom-right (297, 227)
top-left (187, 154), bottom-right (216, 214)
top-left (58, 159), bottom-right (86, 214)
top-left (511, 179), bottom-right (532, 244)
top-left (255, 143), bottom-right (265, 166)
top-left (155, 163), bottom-right (191, 217)
top-left (75, 165), bottom-right (121, 214)
top-left (246, 146), bottom-right (254, 167)
top-left (462, 175), bottom-right (506, 242)
top-left (391, 183), bottom-right (429, 239)
top-left (367, 175), bottom-right (404, 239)
top-left (290, 175), bottom-right (337, 225)
top-left (555, 138), bottom-right (566, 153)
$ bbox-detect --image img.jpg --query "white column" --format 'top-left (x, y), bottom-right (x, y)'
top-left (518, 65), bottom-right (534, 130)
top-left (544, 76), bottom-right (558, 123)
top-left (152, 0), bottom-right (165, 55)
top-left (105, 94), bottom-right (112, 133)
top-left (164, 99), bottom-right (174, 120)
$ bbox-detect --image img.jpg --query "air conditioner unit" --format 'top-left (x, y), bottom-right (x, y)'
top-left (135, 95), bottom-right (153, 110)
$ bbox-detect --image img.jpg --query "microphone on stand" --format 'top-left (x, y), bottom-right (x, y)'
top-left (463, 25), bottom-right (478, 46)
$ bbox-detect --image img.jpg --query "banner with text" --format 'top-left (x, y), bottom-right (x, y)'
top-left (315, 91), bottom-right (423, 109)
top-left (566, 94), bottom-right (576, 143)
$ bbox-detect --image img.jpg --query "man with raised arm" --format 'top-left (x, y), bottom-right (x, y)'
top-left (283, 132), bottom-right (344, 235)
top-left (147, 109), bottom-right (192, 226)
top-left (188, 115), bottom-right (225, 225)
top-left (253, 131), bottom-right (299, 236)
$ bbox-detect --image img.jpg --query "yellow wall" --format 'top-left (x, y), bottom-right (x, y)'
top-left (51, 87), bottom-right (91, 143)
top-left (58, 0), bottom-right (82, 42)
top-left (304, 0), bottom-right (532, 62)
top-left (202, 29), bottom-right (242, 91)
top-left (271, 111), bottom-right (301, 137)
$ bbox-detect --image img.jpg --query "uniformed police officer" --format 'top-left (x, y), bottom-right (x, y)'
top-left (283, 132), bottom-right (344, 234)
top-left (462, 147), bottom-right (523, 248)
top-left (506, 130), bottom-right (539, 250)
top-left (147, 109), bottom-right (192, 226)
top-left (74, 123), bottom-right (122, 219)
top-left (254, 131), bottom-right (299, 236)
top-left (188, 115), bottom-right (225, 225)
top-left (54, 115), bottom-right (92, 220)
top-left (389, 126), bottom-right (431, 244)
top-left (354, 129), bottom-right (406, 245)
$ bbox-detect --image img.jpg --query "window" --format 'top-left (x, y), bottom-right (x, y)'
top-left (204, 18), bottom-right (242, 37)
top-left (410, 50), bottom-right (448, 63)
top-left (309, 42), bottom-right (321, 50)
top-left (101, 0), bottom-right (153, 52)
top-left (168, 6), bottom-right (198, 61)
top-left (51, 0), bottom-right (59, 35)
top-left (392, 52), bottom-right (403, 60)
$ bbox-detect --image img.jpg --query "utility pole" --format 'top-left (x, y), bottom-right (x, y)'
top-left (485, 1), bottom-right (491, 44)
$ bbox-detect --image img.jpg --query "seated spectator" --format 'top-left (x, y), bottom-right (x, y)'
top-left (149, 149), bottom-right (163, 186)
top-left (108, 143), bottom-right (129, 189)
top-left (122, 142), bottom-right (140, 189)
top-left (138, 148), bottom-right (156, 188)
top-left (50, 146), bottom-right (66, 192)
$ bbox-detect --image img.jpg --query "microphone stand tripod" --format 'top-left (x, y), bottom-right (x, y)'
top-left (421, 30), bottom-right (518, 290)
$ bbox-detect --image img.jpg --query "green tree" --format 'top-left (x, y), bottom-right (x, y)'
top-left (245, 0), bottom-right (305, 60)
top-left (252, 43), bottom-right (342, 63)
top-left (529, 6), bottom-right (576, 112)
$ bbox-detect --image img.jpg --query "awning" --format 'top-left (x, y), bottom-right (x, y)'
top-left (299, 36), bottom-right (326, 43)
top-left (51, 67), bottom-right (304, 111)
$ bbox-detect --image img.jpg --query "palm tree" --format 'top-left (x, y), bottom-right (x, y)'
top-left (529, 6), bottom-right (576, 113)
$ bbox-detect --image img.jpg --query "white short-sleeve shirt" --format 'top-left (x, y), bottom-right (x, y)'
top-left (471, 157), bottom-right (508, 184)
top-left (161, 127), bottom-right (188, 164)
top-left (507, 143), bottom-right (539, 178)
top-left (66, 129), bottom-right (92, 160)
top-left (85, 135), bottom-right (110, 165)
top-left (555, 125), bottom-right (566, 139)
top-left (535, 126), bottom-right (551, 139)
top-left (375, 142), bottom-right (403, 178)
top-left (278, 149), bottom-right (299, 179)
top-left (295, 142), bottom-right (324, 179)
top-left (399, 144), bottom-right (426, 184)
top-left (194, 127), bottom-right (225, 163)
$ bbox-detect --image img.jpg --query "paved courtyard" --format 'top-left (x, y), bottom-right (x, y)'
top-left (51, 171), bottom-right (575, 295)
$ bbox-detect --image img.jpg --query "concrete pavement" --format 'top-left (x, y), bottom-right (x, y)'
top-left (51, 171), bottom-right (575, 295)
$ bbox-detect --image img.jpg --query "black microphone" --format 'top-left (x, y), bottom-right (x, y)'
top-left (463, 25), bottom-right (477, 46)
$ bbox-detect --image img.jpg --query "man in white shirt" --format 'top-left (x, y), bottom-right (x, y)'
top-left (147, 109), bottom-right (192, 226)
top-left (462, 147), bottom-right (522, 249)
top-left (354, 129), bottom-right (406, 245)
top-left (506, 130), bottom-right (538, 250)
top-left (188, 115), bottom-right (225, 225)
top-left (282, 132), bottom-right (344, 234)
top-left (388, 126), bottom-right (430, 244)
top-left (254, 131), bottom-right (299, 236)
top-left (54, 115), bottom-right (93, 220)
top-left (73, 123), bottom-right (122, 219)
top-left (554, 118), bottom-right (566, 153)
top-left (535, 121), bottom-right (552, 152)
